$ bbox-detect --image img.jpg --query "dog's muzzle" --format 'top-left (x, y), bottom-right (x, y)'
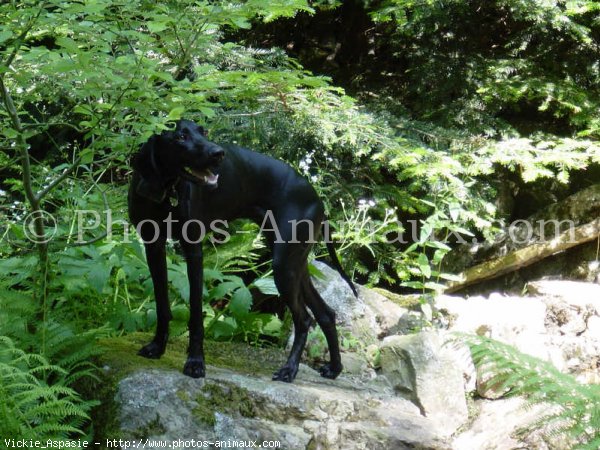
top-left (183, 167), bottom-right (219, 187)
top-left (182, 146), bottom-right (224, 187)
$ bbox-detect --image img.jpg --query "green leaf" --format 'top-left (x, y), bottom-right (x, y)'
top-left (147, 20), bottom-right (169, 33)
top-left (230, 17), bottom-right (252, 29)
top-left (167, 106), bottom-right (185, 121)
top-left (261, 315), bottom-right (283, 337)
top-left (209, 280), bottom-right (241, 301)
top-left (438, 273), bottom-right (463, 282)
top-left (0, 30), bottom-right (12, 44)
top-left (448, 202), bottom-right (462, 222)
top-left (424, 240), bottom-right (451, 251)
top-left (229, 287), bottom-right (252, 317)
top-left (401, 281), bottom-right (425, 289)
top-left (80, 149), bottom-right (94, 165)
top-left (88, 263), bottom-right (111, 294)
top-left (211, 319), bottom-right (237, 339)
top-left (55, 37), bottom-right (79, 53)
top-left (419, 222), bottom-right (433, 243)
top-left (251, 277), bottom-right (279, 295)
top-left (203, 268), bottom-right (224, 283)
top-left (199, 106), bottom-right (216, 118)
top-left (416, 253), bottom-right (431, 278)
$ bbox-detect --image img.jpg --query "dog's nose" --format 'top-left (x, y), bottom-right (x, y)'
top-left (210, 147), bottom-right (225, 162)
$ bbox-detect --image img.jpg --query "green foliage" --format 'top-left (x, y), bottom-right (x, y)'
top-left (460, 334), bottom-right (600, 448)
top-left (364, 0), bottom-right (600, 134)
top-left (0, 336), bottom-right (96, 439)
top-left (2, 0), bottom-right (600, 439)
top-left (200, 262), bottom-right (283, 343)
top-left (4, 0), bottom-right (598, 296)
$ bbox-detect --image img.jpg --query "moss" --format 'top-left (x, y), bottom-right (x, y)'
top-left (97, 332), bottom-right (288, 378)
top-left (79, 363), bottom-right (124, 449)
top-left (193, 382), bottom-right (257, 426)
top-left (96, 333), bottom-right (184, 375)
top-left (89, 332), bottom-right (287, 446)
top-left (177, 390), bottom-right (191, 402)
top-left (132, 414), bottom-right (166, 439)
top-left (204, 339), bottom-right (287, 377)
top-left (373, 288), bottom-right (422, 309)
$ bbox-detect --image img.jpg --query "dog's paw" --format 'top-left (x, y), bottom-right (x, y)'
top-left (319, 363), bottom-right (342, 379)
top-left (272, 366), bottom-right (298, 383)
top-left (138, 341), bottom-right (166, 359)
top-left (183, 357), bottom-right (205, 378)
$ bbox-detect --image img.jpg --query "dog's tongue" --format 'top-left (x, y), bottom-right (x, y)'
top-left (188, 168), bottom-right (218, 186)
top-left (205, 172), bottom-right (219, 186)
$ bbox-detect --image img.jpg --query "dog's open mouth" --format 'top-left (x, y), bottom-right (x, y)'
top-left (183, 166), bottom-right (219, 187)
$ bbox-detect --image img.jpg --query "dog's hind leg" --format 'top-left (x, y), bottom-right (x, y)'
top-left (302, 274), bottom-right (343, 379)
top-left (271, 245), bottom-right (313, 383)
top-left (139, 238), bottom-right (172, 359)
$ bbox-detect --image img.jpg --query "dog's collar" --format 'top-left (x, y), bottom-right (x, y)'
top-left (168, 183), bottom-right (179, 207)
top-left (150, 149), bottom-right (181, 206)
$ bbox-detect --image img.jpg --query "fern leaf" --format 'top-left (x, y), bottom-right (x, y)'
top-left (457, 333), bottom-right (600, 448)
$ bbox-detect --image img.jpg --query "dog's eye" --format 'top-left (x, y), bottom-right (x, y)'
top-left (176, 133), bottom-right (187, 142)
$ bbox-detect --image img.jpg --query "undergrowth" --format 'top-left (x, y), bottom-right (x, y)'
top-left (0, 336), bottom-right (98, 439)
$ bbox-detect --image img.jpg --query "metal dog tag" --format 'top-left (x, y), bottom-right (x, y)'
top-left (169, 191), bottom-right (179, 207)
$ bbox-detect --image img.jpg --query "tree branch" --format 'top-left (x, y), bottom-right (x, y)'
top-left (445, 219), bottom-right (600, 293)
top-left (37, 156), bottom-right (82, 201)
top-left (0, 77), bottom-right (39, 208)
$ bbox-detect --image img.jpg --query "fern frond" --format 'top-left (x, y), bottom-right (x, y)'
top-left (458, 333), bottom-right (600, 448)
top-left (0, 336), bottom-right (94, 439)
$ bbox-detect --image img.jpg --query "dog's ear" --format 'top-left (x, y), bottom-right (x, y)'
top-left (132, 136), bottom-right (167, 203)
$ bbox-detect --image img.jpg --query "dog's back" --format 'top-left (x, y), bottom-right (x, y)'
top-left (200, 145), bottom-right (324, 224)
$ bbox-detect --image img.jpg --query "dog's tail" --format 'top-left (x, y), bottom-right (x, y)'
top-left (325, 238), bottom-right (358, 298)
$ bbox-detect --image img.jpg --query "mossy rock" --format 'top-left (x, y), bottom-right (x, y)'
top-left (86, 332), bottom-right (288, 447)
top-left (193, 382), bottom-right (257, 426)
top-left (372, 287), bottom-right (422, 309)
top-left (97, 332), bottom-right (288, 378)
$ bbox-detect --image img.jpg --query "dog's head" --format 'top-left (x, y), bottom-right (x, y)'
top-left (133, 119), bottom-right (225, 203)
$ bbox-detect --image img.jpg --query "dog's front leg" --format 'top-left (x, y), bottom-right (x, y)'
top-left (139, 238), bottom-right (171, 359)
top-left (181, 241), bottom-right (205, 378)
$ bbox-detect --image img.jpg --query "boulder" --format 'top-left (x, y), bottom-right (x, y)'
top-left (310, 261), bottom-right (381, 346)
top-left (311, 261), bottom-right (412, 340)
top-left (379, 331), bottom-right (469, 436)
top-left (114, 366), bottom-right (450, 450)
top-left (436, 280), bottom-right (600, 388)
top-left (358, 285), bottom-right (408, 336)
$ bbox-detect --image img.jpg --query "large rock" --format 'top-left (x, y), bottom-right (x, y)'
top-left (310, 261), bottom-right (381, 346)
top-left (115, 366), bottom-right (450, 450)
top-left (436, 280), bottom-right (600, 386)
top-left (436, 293), bottom-right (557, 398)
top-left (100, 275), bottom-right (600, 450)
top-left (379, 331), bottom-right (469, 436)
top-left (310, 260), bottom-right (407, 348)
top-left (358, 285), bottom-right (408, 337)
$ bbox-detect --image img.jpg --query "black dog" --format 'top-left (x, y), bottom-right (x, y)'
top-left (128, 119), bottom-right (357, 382)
